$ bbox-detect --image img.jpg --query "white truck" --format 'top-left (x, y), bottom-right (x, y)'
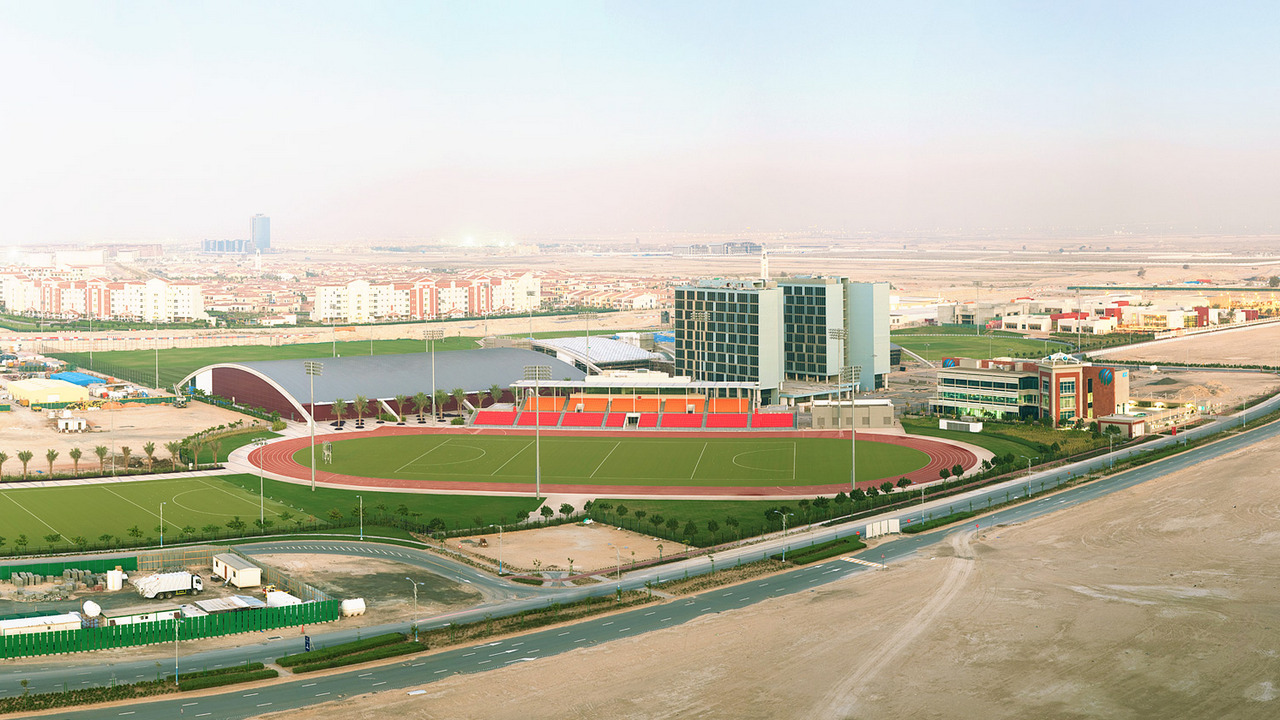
top-left (134, 571), bottom-right (203, 600)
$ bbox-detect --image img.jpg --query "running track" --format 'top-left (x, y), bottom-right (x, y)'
top-left (249, 425), bottom-right (977, 498)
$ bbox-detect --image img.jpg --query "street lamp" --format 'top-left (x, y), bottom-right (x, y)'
top-left (484, 524), bottom-right (504, 574)
top-left (839, 365), bottom-right (858, 493)
top-left (404, 577), bottom-right (425, 641)
top-left (173, 616), bottom-right (183, 686)
top-left (252, 437), bottom-right (268, 527)
top-left (523, 364), bottom-right (551, 498)
top-left (304, 361), bottom-right (324, 491)
top-left (1020, 455), bottom-right (1039, 476)
top-left (772, 510), bottom-right (794, 562)
top-left (608, 543), bottom-right (628, 580)
top-left (423, 329), bottom-right (444, 420)
top-left (159, 501), bottom-right (166, 547)
top-left (578, 311), bottom-right (598, 373)
top-left (691, 310), bottom-right (709, 381)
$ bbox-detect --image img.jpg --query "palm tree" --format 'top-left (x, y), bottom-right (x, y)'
top-left (412, 392), bottom-right (430, 422)
top-left (165, 441), bottom-right (182, 469)
top-left (451, 388), bottom-right (467, 415)
top-left (17, 450), bottom-right (33, 480)
top-left (433, 389), bottom-right (448, 419)
top-left (353, 395), bottom-right (368, 428)
top-left (68, 448), bottom-right (82, 476)
top-left (332, 398), bottom-right (348, 428)
top-left (120, 446), bottom-right (132, 472)
top-left (394, 394), bottom-right (409, 423)
top-left (94, 445), bottom-right (109, 474)
top-left (143, 441), bottom-right (156, 471)
top-left (45, 449), bottom-right (58, 476)
top-left (0, 450), bottom-right (8, 480)
top-left (489, 384), bottom-right (503, 407)
top-left (209, 439), bottom-right (222, 466)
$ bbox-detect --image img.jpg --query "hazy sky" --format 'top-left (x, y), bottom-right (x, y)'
top-left (3, 1), bottom-right (1278, 245)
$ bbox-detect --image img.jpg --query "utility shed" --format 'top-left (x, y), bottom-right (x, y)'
top-left (8, 379), bottom-right (90, 406)
top-left (0, 612), bottom-right (82, 637)
top-left (212, 553), bottom-right (261, 588)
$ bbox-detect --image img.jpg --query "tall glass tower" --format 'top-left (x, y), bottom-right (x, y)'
top-left (251, 214), bottom-right (270, 252)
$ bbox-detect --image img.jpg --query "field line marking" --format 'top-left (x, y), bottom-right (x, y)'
top-left (395, 437), bottom-right (453, 474)
top-left (793, 440), bottom-right (797, 481)
top-left (100, 485), bottom-right (173, 528)
top-left (689, 442), bottom-right (709, 479)
top-left (0, 491), bottom-right (69, 537)
top-left (490, 441), bottom-right (534, 476)
top-left (194, 478), bottom-right (284, 518)
top-left (589, 441), bottom-right (622, 479)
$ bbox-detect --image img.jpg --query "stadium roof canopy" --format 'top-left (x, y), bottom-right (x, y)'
top-left (180, 347), bottom-right (585, 422)
top-left (532, 335), bottom-right (663, 370)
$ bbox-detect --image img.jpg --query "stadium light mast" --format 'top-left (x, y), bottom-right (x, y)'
top-left (578, 311), bottom-right (598, 373)
top-left (840, 365), bottom-right (858, 493)
top-left (423, 329), bottom-right (444, 420)
top-left (523, 364), bottom-right (551, 499)
top-left (159, 502), bottom-right (166, 547)
top-left (252, 437), bottom-right (268, 526)
top-left (827, 328), bottom-right (848, 430)
top-left (304, 361), bottom-right (324, 491)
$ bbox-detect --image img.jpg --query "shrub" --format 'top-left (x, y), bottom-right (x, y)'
top-left (291, 641), bottom-right (422, 673)
top-left (277, 632), bottom-right (405, 667)
top-left (773, 535), bottom-right (867, 565)
top-left (178, 668), bottom-right (278, 691)
top-left (450, 417), bottom-right (465, 425)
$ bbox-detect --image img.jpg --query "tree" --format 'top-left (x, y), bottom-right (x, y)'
top-left (44, 533), bottom-right (61, 546)
top-left (279, 511), bottom-right (294, 524)
top-left (866, 485), bottom-right (879, 497)
top-left (45, 449), bottom-right (58, 476)
top-left (434, 389), bottom-right (449, 419)
top-left (851, 487), bottom-right (866, 501)
top-left (665, 517), bottom-right (679, 532)
top-left (706, 519), bottom-right (720, 538)
top-left (395, 504), bottom-right (410, 517)
top-left (951, 463), bottom-right (964, 477)
top-left (833, 491), bottom-right (849, 506)
top-left (1270, 275), bottom-right (1280, 288)
top-left (189, 438), bottom-right (203, 470)
top-left (68, 448), bottom-right (81, 476)
top-left (650, 514), bottom-right (664, 529)
top-left (896, 477), bottom-right (913, 490)
top-left (143, 441), bottom-right (156, 471)
top-left (181, 525), bottom-right (196, 536)
top-left (127, 525), bottom-right (143, 539)
top-left (633, 509), bottom-right (647, 521)
top-left (202, 523), bottom-right (221, 535)
top-left (451, 388), bottom-right (468, 415)
top-left (120, 446), bottom-right (132, 471)
top-left (813, 496), bottom-right (830, 510)
top-left (489, 384), bottom-right (503, 407)
top-left (166, 441), bottom-right (182, 468)
top-left (939, 468), bottom-right (951, 480)
top-left (208, 440), bottom-right (221, 466)
top-left (0, 450), bottom-right (6, 480)
top-left (332, 398), bottom-right (348, 426)
top-left (558, 502), bottom-right (574, 517)
top-left (352, 394), bottom-right (369, 427)
top-left (226, 516), bottom-right (247, 532)
top-left (879, 481), bottom-right (894, 495)
top-left (17, 450), bottom-right (33, 480)
top-left (98, 533), bottom-right (114, 546)
top-left (394, 394), bottom-right (409, 423)
top-left (412, 392), bottom-right (430, 422)
top-left (539, 506), bottom-right (554, 522)
top-left (616, 504), bottom-right (629, 518)
top-left (682, 521), bottom-right (698, 540)
top-left (15, 534), bottom-right (28, 549)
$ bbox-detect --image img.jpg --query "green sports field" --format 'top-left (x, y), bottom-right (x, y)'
top-left (299, 434), bottom-right (930, 487)
top-left (0, 476), bottom-right (297, 550)
top-left (892, 335), bottom-right (1071, 362)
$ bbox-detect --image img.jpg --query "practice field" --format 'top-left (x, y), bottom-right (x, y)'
top-left (293, 434), bottom-right (931, 488)
top-left (893, 335), bottom-right (1071, 362)
top-left (0, 476), bottom-right (297, 551)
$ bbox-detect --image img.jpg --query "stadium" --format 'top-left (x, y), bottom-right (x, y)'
top-left (186, 346), bottom-right (980, 499)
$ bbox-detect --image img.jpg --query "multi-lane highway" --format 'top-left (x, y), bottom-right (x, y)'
top-left (7, 396), bottom-right (1280, 718)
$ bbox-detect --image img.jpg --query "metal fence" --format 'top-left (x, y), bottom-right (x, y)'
top-left (0, 600), bottom-right (341, 659)
top-left (136, 547), bottom-right (213, 573)
top-left (229, 549), bottom-right (331, 603)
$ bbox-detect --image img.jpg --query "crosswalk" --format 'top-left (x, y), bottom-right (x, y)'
top-left (841, 556), bottom-right (886, 570)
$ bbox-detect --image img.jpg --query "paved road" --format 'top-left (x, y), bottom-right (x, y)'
top-left (8, 397), bottom-right (1280, 717)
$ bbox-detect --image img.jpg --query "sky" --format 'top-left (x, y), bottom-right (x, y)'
top-left (2, 1), bottom-right (1279, 245)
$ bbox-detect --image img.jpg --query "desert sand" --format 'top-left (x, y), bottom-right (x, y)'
top-left (259, 425), bottom-right (1280, 720)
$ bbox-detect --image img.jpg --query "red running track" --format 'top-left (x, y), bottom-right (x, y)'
top-left (250, 425), bottom-right (978, 498)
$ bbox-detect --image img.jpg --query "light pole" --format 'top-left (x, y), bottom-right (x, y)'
top-left (1020, 455), bottom-right (1038, 476)
top-left (404, 577), bottom-right (424, 641)
top-left (173, 616), bottom-right (182, 686)
top-left (828, 327), bottom-right (848, 428)
top-left (840, 365), bottom-right (858, 493)
top-left (423, 329), bottom-right (444, 421)
top-left (691, 310), bottom-right (709, 381)
top-left (304, 361), bottom-right (324, 491)
top-left (523, 364), bottom-right (551, 498)
top-left (159, 502), bottom-right (166, 547)
top-left (252, 437), bottom-right (268, 527)
top-left (357, 494), bottom-right (363, 541)
top-left (579, 311), bottom-right (598, 373)
top-left (608, 543), bottom-right (628, 580)
top-left (485, 524), bottom-right (504, 574)
top-left (772, 510), bottom-right (794, 562)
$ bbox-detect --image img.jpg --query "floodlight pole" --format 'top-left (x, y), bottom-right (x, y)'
top-left (579, 311), bottom-right (598, 373)
top-left (253, 437), bottom-right (268, 526)
top-left (828, 328), bottom-right (848, 430)
top-left (405, 577), bottom-right (422, 641)
top-left (304, 361), bottom-right (324, 491)
top-left (524, 365), bottom-right (551, 499)
top-left (840, 365), bottom-right (857, 493)
top-left (159, 502), bottom-right (165, 547)
top-left (772, 510), bottom-right (794, 561)
top-left (424, 329), bottom-right (444, 420)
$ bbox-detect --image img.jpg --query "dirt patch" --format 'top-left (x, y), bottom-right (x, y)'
top-left (1105, 323), bottom-right (1280, 368)
top-left (256, 424), bottom-right (1280, 720)
top-left (1125, 367), bottom-right (1280, 413)
top-left (446, 523), bottom-right (673, 575)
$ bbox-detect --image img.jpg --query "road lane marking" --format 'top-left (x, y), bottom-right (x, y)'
top-left (373, 681), bottom-right (387, 686)
top-left (574, 638), bottom-right (587, 643)
top-left (243, 692), bottom-right (259, 697)
top-left (316, 692), bottom-right (330, 696)
top-left (434, 669), bottom-right (448, 674)
top-left (301, 682), bottom-right (317, 687)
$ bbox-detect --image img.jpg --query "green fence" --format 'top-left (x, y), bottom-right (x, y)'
top-left (0, 556), bottom-right (137, 581)
top-left (0, 600), bottom-right (341, 659)
top-left (32, 396), bottom-right (174, 411)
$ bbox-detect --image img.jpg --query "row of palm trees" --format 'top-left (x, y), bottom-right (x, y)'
top-left (328, 385), bottom-right (505, 426)
top-left (0, 439), bottom-right (211, 481)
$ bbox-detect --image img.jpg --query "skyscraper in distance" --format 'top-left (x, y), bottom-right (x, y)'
top-left (251, 214), bottom-right (270, 252)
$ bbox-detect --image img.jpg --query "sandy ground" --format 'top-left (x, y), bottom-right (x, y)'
top-left (0, 401), bottom-right (253, 474)
top-left (447, 523), bottom-right (670, 576)
top-left (1103, 323), bottom-right (1280, 368)
top-left (259, 421), bottom-right (1280, 720)
top-left (1126, 367), bottom-right (1280, 413)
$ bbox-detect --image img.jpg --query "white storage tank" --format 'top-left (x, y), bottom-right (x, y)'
top-left (340, 598), bottom-right (366, 617)
top-left (106, 569), bottom-right (127, 591)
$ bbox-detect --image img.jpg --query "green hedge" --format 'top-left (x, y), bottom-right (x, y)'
top-left (0, 680), bottom-right (174, 714)
top-left (774, 535), bottom-right (867, 565)
top-left (277, 632), bottom-right (405, 667)
top-left (169, 662), bottom-right (264, 682)
top-left (902, 508), bottom-right (983, 534)
top-left (291, 641), bottom-right (422, 673)
top-left (178, 668), bottom-right (278, 692)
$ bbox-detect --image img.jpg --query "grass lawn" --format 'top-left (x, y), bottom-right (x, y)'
top-left (196, 430), bottom-right (279, 465)
top-left (893, 335), bottom-right (1068, 363)
top-left (891, 326), bottom-right (1025, 337)
top-left (501, 328), bottom-right (649, 340)
top-left (300, 434), bottom-right (929, 488)
top-left (50, 337), bottom-right (479, 389)
top-left (900, 417), bottom-right (1039, 458)
top-left (900, 417), bottom-right (1107, 460)
top-left (220, 474), bottom-right (540, 531)
top-left (0, 475), bottom-right (298, 552)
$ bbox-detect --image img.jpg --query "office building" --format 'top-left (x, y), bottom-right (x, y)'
top-left (930, 354), bottom-right (1129, 426)
top-left (251, 214), bottom-right (271, 252)
top-left (777, 277), bottom-right (890, 390)
top-left (673, 280), bottom-right (784, 404)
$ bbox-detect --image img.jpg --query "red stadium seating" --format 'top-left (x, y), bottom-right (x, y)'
top-left (605, 413), bottom-right (627, 428)
top-left (750, 413), bottom-right (794, 428)
top-left (518, 411), bottom-right (562, 427)
top-left (660, 413), bottom-right (704, 428)
top-left (638, 413), bottom-right (659, 428)
top-left (472, 410), bottom-right (518, 426)
top-left (705, 413), bottom-right (749, 428)
top-left (561, 412), bottom-right (605, 428)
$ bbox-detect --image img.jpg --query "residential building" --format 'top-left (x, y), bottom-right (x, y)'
top-left (673, 279), bottom-right (784, 404)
